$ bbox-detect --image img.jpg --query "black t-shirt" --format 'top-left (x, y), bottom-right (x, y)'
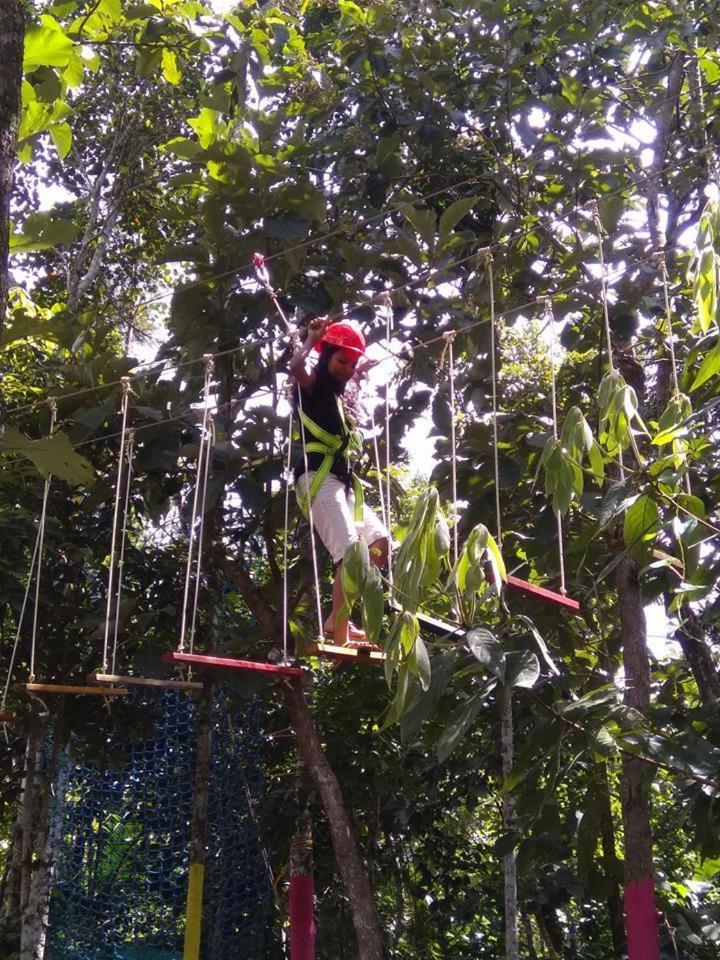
top-left (293, 368), bottom-right (352, 485)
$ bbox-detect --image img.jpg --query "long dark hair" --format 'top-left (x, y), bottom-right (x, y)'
top-left (292, 343), bottom-right (344, 413)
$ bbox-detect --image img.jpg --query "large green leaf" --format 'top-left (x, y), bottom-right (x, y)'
top-left (10, 210), bottom-right (79, 253)
top-left (436, 685), bottom-right (493, 763)
top-left (623, 495), bottom-right (660, 562)
top-left (3, 427), bottom-right (93, 485)
top-left (24, 24), bottom-right (74, 72)
top-left (466, 627), bottom-right (505, 681)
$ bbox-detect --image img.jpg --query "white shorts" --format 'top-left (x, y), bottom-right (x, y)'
top-left (296, 471), bottom-right (388, 566)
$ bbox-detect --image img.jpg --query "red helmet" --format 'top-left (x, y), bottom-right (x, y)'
top-left (315, 321), bottom-right (366, 357)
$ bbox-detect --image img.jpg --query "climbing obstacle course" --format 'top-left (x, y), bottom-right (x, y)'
top-left (45, 689), bottom-right (273, 960)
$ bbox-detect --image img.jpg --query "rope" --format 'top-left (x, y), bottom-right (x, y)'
top-left (654, 250), bottom-right (681, 395)
top-left (655, 250), bottom-right (693, 496)
top-left (592, 202), bottom-right (625, 477)
top-left (6, 225), bottom-right (697, 423)
top-left (28, 399), bottom-right (58, 684)
top-left (188, 419), bottom-right (215, 654)
top-left (2, 515), bottom-right (41, 723)
top-left (484, 250), bottom-right (503, 546)
top-left (379, 291), bottom-right (394, 587)
top-left (441, 332), bottom-right (460, 568)
top-left (543, 298), bottom-right (567, 595)
top-left (177, 355), bottom-right (214, 653)
top-left (102, 379), bottom-right (132, 673)
top-left (281, 410), bottom-right (295, 661)
top-left (111, 429), bottom-right (135, 674)
top-left (253, 256), bottom-right (324, 642)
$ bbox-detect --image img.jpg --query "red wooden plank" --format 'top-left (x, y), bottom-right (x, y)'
top-left (506, 576), bottom-right (580, 612)
top-left (162, 652), bottom-right (303, 677)
top-left (0, 714), bottom-right (14, 724)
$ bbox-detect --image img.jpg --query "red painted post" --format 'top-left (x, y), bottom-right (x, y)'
top-left (290, 813), bottom-right (315, 960)
top-left (290, 874), bottom-right (315, 960)
top-left (625, 877), bottom-right (660, 960)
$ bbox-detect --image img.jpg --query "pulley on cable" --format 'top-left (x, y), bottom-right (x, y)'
top-left (163, 354), bottom-right (302, 679)
top-left (88, 379), bottom-right (202, 692)
top-left (5, 399), bottom-right (128, 700)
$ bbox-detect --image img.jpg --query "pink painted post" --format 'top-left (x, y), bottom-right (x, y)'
top-left (290, 874), bottom-right (316, 960)
top-left (625, 876), bottom-right (659, 960)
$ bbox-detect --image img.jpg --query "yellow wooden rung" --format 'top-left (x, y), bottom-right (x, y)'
top-left (22, 682), bottom-right (128, 696)
top-left (308, 642), bottom-right (385, 664)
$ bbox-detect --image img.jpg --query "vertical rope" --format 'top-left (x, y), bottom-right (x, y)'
top-left (111, 429), bottom-right (135, 674)
top-left (295, 386), bottom-right (328, 641)
top-left (484, 250), bottom-right (503, 546)
top-left (543, 298), bottom-right (567, 595)
top-left (28, 399), bottom-right (57, 683)
top-left (188, 419), bottom-right (215, 654)
top-left (592, 203), bottom-right (625, 477)
top-left (103, 379), bottom-right (132, 673)
top-left (380, 292), bottom-right (394, 588)
top-left (442, 332), bottom-right (460, 568)
top-left (654, 251), bottom-right (680, 395)
top-left (178, 356), bottom-right (214, 653)
top-left (253, 252), bottom-right (324, 641)
top-left (281, 410), bottom-right (295, 661)
top-left (655, 250), bottom-right (692, 496)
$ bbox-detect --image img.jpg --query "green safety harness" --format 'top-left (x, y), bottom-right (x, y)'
top-left (297, 394), bottom-right (365, 524)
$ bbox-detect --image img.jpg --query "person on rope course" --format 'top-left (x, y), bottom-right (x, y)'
top-left (289, 318), bottom-right (389, 650)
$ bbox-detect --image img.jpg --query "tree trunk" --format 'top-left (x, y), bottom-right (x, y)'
top-left (616, 556), bottom-right (659, 960)
top-left (674, 616), bottom-right (720, 704)
top-left (500, 687), bottom-right (519, 960)
top-left (282, 679), bottom-right (384, 960)
top-left (19, 711), bottom-right (66, 960)
top-left (184, 681), bottom-right (213, 960)
top-left (290, 810), bottom-right (315, 960)
top-left (0, 0), bottom-right (24, 346)
top-left (596, 762), bottom-right (626, 956)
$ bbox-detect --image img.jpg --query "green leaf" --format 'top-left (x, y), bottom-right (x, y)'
top-left (439, 196), bottom-right (478, 238)
top-left (504, 650), bottom-right (540, 690)
top-left (466, 627), bottom-right (505, 681)
top-left (411, 636), bottom-right (431, 691)
top-left (24, 25), bottom-right (74, 72)
top-left (433, 514), bottom-right (451, 557)
top-left (691, 341), bottom-right (720, 391)
top-left (49, 121), bottom-right (72, 159)
top-left (402, 205), bottom-right (436, 250)
top-left (343, 538), bottom-right (370, 599)
top-left (161, 48), bottom-right (182, 84)
top-left (3, 426), bottom-right (93, 485)
top-left (10, 210), bottom-right (79, 253)
top-left (436, 687), bottom-right (491, 763)
top-left (401, 649), bottom-right (457, 744)
top-left (623, 495), bottom-right (660, 562)
top-left (362, 565), bottom-right (384, 647)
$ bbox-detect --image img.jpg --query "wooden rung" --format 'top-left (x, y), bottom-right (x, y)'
top-left (88, 673), bottom-right (204, 692)
top-left (0, 714), bottom-right (14, 724)
top-left (308, 642), bottom-right (385, 664)
top-left (162, 652), bottom-right (303, 677)
top-left (389, 601), bottom-right (465, 639)
top-left (506, 576), bottom-right (580, 612)
top-left (21, 683), bottom-right (128, 696)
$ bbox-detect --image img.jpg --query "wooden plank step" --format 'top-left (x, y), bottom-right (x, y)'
top-left (88, 673), bottom-right (203, 692)
top-left (506, 575), bottom-right (580, 612)
top-left (308, 642), bottom-right (385, 664)
top-left (162, 652), bottom-right (303, 677)
top-left (0, 714), bottom-right (14, 723)
top-left (21, 683), bottom-right (128, 696)
top-left (388, 601), bottom-right (465, 639)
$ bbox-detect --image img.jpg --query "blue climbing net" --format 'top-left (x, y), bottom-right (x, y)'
top-left (45, 689), bottom-right (273, 960)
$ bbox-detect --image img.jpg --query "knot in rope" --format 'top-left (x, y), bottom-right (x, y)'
top-left (589, 200), bottom-right (606, 237)
top-left (378, 291), bottom-right (393, 311)
top-left (47, 396), bottom-right (58, 418)
top-left (652, 250), bottom-right (668, 275)
top-left (202, 353), bottom-right (215, 377)
top-left (476, 246), bottom-right (494, 268)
